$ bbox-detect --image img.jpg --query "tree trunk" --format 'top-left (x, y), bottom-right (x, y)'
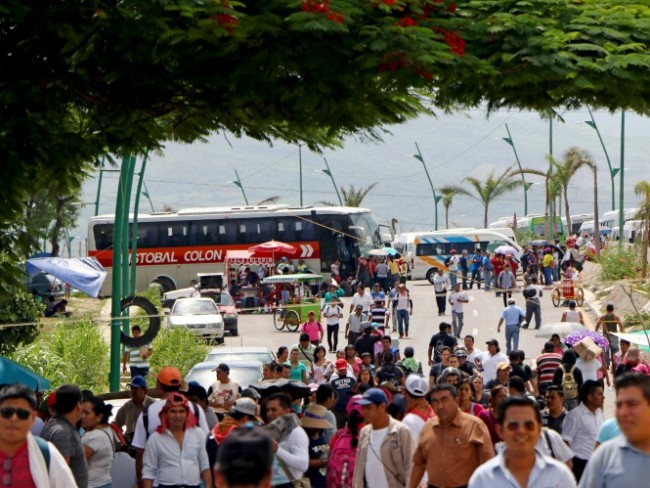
top-left (445, 206), bottom-right (450, 229)
top-left (484, 205), bottom-right (489, 228)
top-left (593, 169), bottom-right (601, 257)
top-left (544, 180), bottom-right (550, 239)
top-left (642, 216), bottom-right (649, 278)
top-left (564, 187), bottom-right (571, 237)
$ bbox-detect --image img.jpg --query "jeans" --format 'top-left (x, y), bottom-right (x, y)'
top-left (525, 300), bottom-right (541, 329)
top-left (461, 269), bottom-right (468, 289)
top-left (452, 311), bottom-right (464, 337)
top-left (543, 266), bottom-right (553, 285)
top-left (449, 272), bottom-right (458, 287)
top-left (375, 277), bottom-right (389, 292)
top-left (501, 289), bottom-right (512, 307)
top-left (130, 366), bottom-right (149, 379)
top-left (483, 270), bottom-right (492, 290)
top-left (470, 268), bottom-right (482, 289)
top-left (396, 309), bottom-right (409, 337)
top-left (327, 324), bottom-right (339, 352)
top-left (505, 324), bottom-right (520, 354)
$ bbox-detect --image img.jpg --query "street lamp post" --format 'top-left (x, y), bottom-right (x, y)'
top-left (412, 142), bottom-right (442, 231)
top-left (619, 110), bottom-right (625, 248)
top-left (232, 170), bottom-right (249, 205)
top-left (502, 124), bottom-right (531, 216)
top-left (298, 144), bottom-right (304, 206)
top-left (585, 107), bottom-right (619, 212)
top-left (320, 158), bottom-right (343, 206)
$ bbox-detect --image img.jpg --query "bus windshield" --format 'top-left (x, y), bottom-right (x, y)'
top-left (349, 212), bottom-right (382, 252)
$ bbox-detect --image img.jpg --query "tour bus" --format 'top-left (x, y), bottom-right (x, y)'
top-left (488, 216), bottom-right (515, 229)
top-left (600, 208), bottom-right (640, 230)
top-left (88, 205), bottom-right (383, 295)
top-left (569, 214), bottom-right (594, 235)
top-left (514, 215), bottom-right (564, 238)
top-left (411, 229), bottom-right (522, 284)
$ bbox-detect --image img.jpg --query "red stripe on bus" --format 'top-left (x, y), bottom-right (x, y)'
top-left (88, 242), bottom-right (321, 267)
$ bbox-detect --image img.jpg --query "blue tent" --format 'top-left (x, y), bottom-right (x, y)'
top-left (0, 356), bottom-right (51, 390)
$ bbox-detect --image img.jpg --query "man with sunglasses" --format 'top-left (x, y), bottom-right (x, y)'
top-left (468, 396), bottom-right (576, 487)
top-left (0, 383), bottom-right (77, 487)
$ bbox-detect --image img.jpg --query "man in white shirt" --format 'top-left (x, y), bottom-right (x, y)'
top-left (208, 363), bottom-right (241, 411)
top-left (354, 388), bottom-right (413, 488)
top-left (349, 284), bottom-right (373, 314)
top-left (562, 380), bottom-right (605, 482)
top-left (474, 340), bottom-right (508, 383)
top-left (132, 366), bottom-right (210, 487)
top-left (464, 335), bottom-right (481, 366)
top-left (432, 268), bottom-right (450, 316)
top-left (448, 249), bottom-right (460, 287)
top-left (265, 393), bottom-right (309, 487)
top-left (448, 283), bottom-right (469, 338)
top-left (469, 396), bottom-right (576, 488)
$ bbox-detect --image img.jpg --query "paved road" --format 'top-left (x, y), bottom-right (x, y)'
top-left (220, 279), bottom-right (615, 417)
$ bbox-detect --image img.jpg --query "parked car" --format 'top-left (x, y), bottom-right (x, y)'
top-left (186, 360), bottom-right (264, 393)
top-left (209, 291), bottom-right (239, 336)
top-left (205, 346), bottom-right (275, 364)
top-left (27, 272), bottom-right (65, 299)
top-left (167, 298), bottom-right (224, 343)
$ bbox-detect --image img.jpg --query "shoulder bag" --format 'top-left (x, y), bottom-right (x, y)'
top-left (278, 457), bottom-right (312, 488)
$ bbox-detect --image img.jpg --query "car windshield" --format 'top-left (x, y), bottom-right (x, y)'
top-left (187, 366), bottom-right (263, 391)
top-left (213, 293), bottom-right (234, 307)
top-left (206, 352), bottom-right (272, 363)
top-left (173, 300), bottom-right (218, 315)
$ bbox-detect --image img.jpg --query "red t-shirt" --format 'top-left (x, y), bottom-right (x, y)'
top-left (0, 442), bottom-right (36, 488)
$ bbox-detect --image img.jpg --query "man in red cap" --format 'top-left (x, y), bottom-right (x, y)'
top-left (330, 358), bottom-right (357, 428)
top-left (132, 366), bottom-right (210, 487)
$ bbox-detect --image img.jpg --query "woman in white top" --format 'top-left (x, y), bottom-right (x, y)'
top-left (311, 346), bottom-right (331, 384)
top-left (576, 349), bottom-right (607, 383)
top-left (81, 397), bottom-right (116, 488)
top-left (561, 301), bottom-right (584, 324)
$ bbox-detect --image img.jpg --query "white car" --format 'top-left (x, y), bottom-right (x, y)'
top-left (205, 346), bottom-right (276, 364)
top-left (167, 298), bottom-right (225, 343)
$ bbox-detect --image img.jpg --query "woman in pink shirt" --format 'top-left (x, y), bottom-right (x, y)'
top-left (300, 311), bottom-right (323, 346)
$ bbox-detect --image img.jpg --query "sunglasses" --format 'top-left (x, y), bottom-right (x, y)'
top-left (0, 407), bottom-right (32, 421)
top-left (505, 419), bottom-right (536, 432)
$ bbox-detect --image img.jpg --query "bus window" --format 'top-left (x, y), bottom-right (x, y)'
top-left (159, 222), bottom-right (189, 247)
top-left (93, 224), bottom-right (113, 250)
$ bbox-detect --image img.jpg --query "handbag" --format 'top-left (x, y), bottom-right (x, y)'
top-left (278, 457), bottom-right (312, 488)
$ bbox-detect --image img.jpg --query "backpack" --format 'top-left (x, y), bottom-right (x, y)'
top-left (560, 365), bottom-right (578, 400)
top-left (326, 429), bottom-right (358, 488)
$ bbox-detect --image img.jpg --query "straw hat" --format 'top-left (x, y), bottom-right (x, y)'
top-left (300, 404), bottom-right (334, 430)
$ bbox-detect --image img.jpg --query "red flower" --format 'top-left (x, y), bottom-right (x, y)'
top-left (448, 2), bottom-right (457, 13)
top-left (396, 16), bottom-right (417, 27)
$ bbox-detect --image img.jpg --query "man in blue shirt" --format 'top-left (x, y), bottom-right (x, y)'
top-left (497, 298), bottom-right (525, 355)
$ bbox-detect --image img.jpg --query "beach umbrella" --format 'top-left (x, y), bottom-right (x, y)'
top-left (564, 330), bottom-right (609, 350)
top-left (0, 357), bottom-right (51, 390)
top-left (494, 245), bottom-right (518, 255)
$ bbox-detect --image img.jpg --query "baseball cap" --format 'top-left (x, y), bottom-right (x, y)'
top-left (507, 298), bottom-right (516, 304)
top-left (361, 352), bottom-right (372, 358)
top-left (346, 394), bottom-right (364, 417)
top-left (497, 362), bottom-right (511, 371)
top-left (335, 358), bottom-right (348, 370)
top-left (157, 366), bottom-right (182, 387)
top-left (230, 398), bottom-right (260, 419)
top-left (129, 376), bottom-right (147, 389)
top-left (356, 388), bottom-right (389, 405)
top-left (240, 388), bottom-right (261, 401)
top-left (486, 339), bottom-right (499, 347)
top-left (214, 363), bottom-right (230, 373)
top-left (454, 348), bottom-right (468, 357)
top-left (405, 375), bottom-right (428, 398)
top-left (450, 249), bottom-right (457, 254)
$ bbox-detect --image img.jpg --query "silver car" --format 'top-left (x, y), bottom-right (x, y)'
top-left (167, 298), bottom-right (224, 344)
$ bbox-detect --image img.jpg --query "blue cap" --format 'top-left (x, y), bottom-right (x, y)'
top-left (129, 376), bottom-right (147, 389)
top-left (356, 388), bottom-right (388, 405)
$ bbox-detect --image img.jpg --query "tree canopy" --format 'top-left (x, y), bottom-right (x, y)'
top-left (3, 0), bottom-right (650, 263)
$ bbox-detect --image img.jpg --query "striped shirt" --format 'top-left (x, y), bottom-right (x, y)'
top-left (536, 352), bottom-right (563, 384)
top-left (128, 345), bottom-right (151, 368)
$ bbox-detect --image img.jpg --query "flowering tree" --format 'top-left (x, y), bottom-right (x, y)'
top-left (2, 0), bottom-right (650, 283)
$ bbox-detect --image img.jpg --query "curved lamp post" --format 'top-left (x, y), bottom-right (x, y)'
top-left (232, 169), bottom-right (249, 205)
top-left (412, 142), bottom-right (442, 230)
top-left (318, 158), bottom-right (342, 205)
top-left (502, 124), bottom-right (532, 216)
top-left (585, 107), bottom-right (619, 212)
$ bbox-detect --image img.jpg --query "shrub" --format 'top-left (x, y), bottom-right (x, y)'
top-left (624, 310), bottom-right (650, 331)
top-left (597, 246), bottom-right (641, 281)
top-left (10, 316), bottom-right (109, 392)
top-left (0, 291), bottom-right (41, 355)
top-left (149, 327), bottom-right (208, 378)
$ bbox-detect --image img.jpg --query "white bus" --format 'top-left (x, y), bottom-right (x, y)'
top-left (411, 230), bottom-right (522, 283)
top-left (88, 205), bottom-right (383, 295)
top-left (600, 208), bottom-right (640, 230)
top-left (569, 214), bottom-right (594, 235)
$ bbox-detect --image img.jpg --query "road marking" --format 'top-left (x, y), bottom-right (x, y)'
top-left (473, 309), bottom-right (479, 317)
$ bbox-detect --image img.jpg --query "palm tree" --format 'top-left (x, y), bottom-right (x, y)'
top-left (256, 196), bottom-right (280, 205)
top-left (320, 183), bottom-right (378, 207)
top-left (440, 185), bottom-right (465, 229)
top-left (452, 167), bottom-right (524, 228)
top-left (550, 147), bottom-right (597, 234)
top-left (634, 180), bottom-right (650, 278)
top-left (511, 164), bottom-right (557, 239)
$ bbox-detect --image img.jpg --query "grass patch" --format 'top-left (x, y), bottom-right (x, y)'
top-left (149, 327), bottom-right (209, 378)
top-left (597, 247), bottom-right (641, 281)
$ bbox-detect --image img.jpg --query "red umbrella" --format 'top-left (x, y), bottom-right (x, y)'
top-left (248, 240), bottom-right (297, 256)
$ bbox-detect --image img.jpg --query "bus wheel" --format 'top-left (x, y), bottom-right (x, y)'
top-left (119, 296), bottom-right (161, 347)
top-left (426, 269), bottom-right (437, 285)
top-left (152, 276), bottom-right (175, 293)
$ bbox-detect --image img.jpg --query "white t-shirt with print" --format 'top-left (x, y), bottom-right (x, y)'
top-left (364, 427), bottom-right (390, 488)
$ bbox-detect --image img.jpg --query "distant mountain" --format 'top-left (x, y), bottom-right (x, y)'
top-left (70, 109), bottom-right (649, 254)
